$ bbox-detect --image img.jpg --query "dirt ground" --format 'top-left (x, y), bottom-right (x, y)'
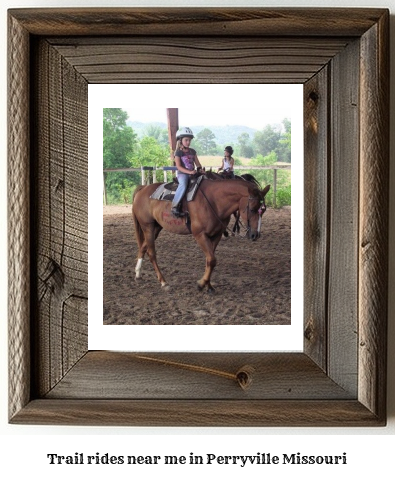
top-left (103, 204), bottom-right (291, 326)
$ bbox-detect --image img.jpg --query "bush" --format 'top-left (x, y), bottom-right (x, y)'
top-left (234, 167), bottom-right (291, 208)
top-left (275, 185), bottom-right (291, 208)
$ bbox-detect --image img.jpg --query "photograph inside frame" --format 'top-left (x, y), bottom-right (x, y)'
top-left (88, 84), bottom-right (304, 351)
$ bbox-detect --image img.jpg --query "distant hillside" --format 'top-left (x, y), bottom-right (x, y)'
top-left (191, 124), bottom-right (258, 146)
top-left (127, 121), bottom-right (167, 137)
top-left (127, 121), bottom-right (258, 146)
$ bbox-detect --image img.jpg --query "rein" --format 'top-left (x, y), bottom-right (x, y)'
top-left (199, 188), bottom-right (238, 235)
top-left (233, 215), bottom-right (250, 238)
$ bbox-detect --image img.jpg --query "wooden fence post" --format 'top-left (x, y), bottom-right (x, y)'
top-left (141, 166), bottom-right (145, 185)
top-left (167, 108), bottom-right (178, 164)
top-left (163, 166), bottom-right (178, 183)
top-left (141, 166), bottom-right (154, 185)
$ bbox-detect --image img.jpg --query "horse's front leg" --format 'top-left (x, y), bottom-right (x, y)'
top-left (194, 232), bottom-right (222, 292)
top-left (232, 211), bottom-right (240, 234)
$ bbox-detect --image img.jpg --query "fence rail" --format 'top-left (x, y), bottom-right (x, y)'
top-left (103, 164), bottom-right (291, 207)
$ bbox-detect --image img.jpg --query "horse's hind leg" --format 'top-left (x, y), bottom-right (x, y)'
top-left (135, 224), bottom-right (162, 281)
top-left (135, 242), bottom-right (149, 280)
top-left (141, 224), bottom-right (168, 288)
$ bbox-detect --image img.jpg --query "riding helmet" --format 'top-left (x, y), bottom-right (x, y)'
top-left (225, 146), bottom-right (234, 155)
top-left (176, 127), bottom-right (194, 140)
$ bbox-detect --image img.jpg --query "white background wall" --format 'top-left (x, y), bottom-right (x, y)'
top-left (1, 1), bottom-right (394, 477)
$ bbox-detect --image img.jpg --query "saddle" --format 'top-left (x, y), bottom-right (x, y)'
top-left (219, 170), bottom-right (235, 179)
top-left (150, 175), bottom-right (205, 202)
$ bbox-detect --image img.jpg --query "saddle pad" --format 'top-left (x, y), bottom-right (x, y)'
top-left (149, 183), bottom-right (174, 201)
top-left (150, 175), bottom-right (205, 202)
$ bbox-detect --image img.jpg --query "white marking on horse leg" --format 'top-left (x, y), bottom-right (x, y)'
top-left (161, 281), bottom-right (169, 290)
top-left (135, 258), bottom-right (143, 279)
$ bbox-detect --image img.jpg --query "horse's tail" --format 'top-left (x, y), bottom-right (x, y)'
top-left (132, 186), bottom-right (145, 251)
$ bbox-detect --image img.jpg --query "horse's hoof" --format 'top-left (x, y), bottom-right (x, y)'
top-left (162, 284), bottom-right (171, 291)
top-left (207, 286), bottom-right (216, 294)
top-left (197, 281), bottom-right (205, 291)
top-left (135, 276), bottom-right (143, 281)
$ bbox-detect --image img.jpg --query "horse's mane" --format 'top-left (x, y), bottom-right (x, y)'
top-left (204, 169), bottom-right (225, 180)
top-left (240, 173), bottom-right (261, 189)
top-left (244, 180), bottom-right (263, 199)
top-left (203, 170), bottom-right (261, 187)
top-left (202, 170), bottom-right (263, 199)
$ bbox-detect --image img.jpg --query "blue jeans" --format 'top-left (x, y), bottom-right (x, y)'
top-left (172, 173), bottom-right (190, 207)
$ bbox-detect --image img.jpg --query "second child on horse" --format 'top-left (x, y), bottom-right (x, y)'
top-left (217, 146), bottom-right (235, 178)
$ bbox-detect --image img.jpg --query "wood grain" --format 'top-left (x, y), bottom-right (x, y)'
top-left (8, 8), bottom-right (387, 37)
top-left (358, 12), bottom-right (389, 421)
top-left (327, 39), bottom-right (360, 396)
top-left (45, 352), bottom-right (354, 400)
top-left (7, 7), bottom-right (389, 426)
top-left (11, 399), bottom-right (384, 427)
top-left (303, 67), bottom-right (330, 370)
top-left (30, 39), bottom-right (88, 397)
top-left (8, 12), bottom-right (31, 421)
top-left (49, 37), bottom-right (351, 84)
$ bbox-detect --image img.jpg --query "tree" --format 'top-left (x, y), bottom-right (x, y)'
top-left (103, 108), bottom-right (137, 169)
top-left (132, 136), bottom-right (169, 168)
top-left (252, 151), bottom-right (278, 167)
top-left (103, 108), bottom-right (138, 203)
top-left (252, 119), bottom-right (291, 163)
top-left (144, 124), bottom-right (169, 146)
top-left (277, 118), bottom-right (291, 163)
top-left (195, 128), bottom-right (217, 155)
top-left (237, 132), bottom-right (254, 158)
top-left (253, 124), bottom-right (282, 158)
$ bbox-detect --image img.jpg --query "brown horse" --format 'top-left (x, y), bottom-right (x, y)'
top-left (132, 177), bottom-right (270, 292)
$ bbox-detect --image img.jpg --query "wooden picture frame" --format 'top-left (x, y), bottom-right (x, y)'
top-left (8, 8), bottom-right (389, 426)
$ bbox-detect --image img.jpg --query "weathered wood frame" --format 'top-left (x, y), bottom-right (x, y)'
top-left (8, 8), bottom-right (389, 426)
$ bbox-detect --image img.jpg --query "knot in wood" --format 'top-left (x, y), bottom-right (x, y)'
top-left (236, 365), bottom-right (254, 390)
top-left (308, 91), bottom-right (319, 103)
top-left (304, 322), bottom-right (314, 341)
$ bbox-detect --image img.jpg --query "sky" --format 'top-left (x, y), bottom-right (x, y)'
top-left (91, 83), bottom-right (302, 131)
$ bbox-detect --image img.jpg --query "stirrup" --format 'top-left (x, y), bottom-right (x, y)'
top-left (171, 206), bottom-right (183, 218)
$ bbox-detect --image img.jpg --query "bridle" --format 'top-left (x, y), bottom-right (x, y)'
top-left (239, 195), bottom-right (267, 237)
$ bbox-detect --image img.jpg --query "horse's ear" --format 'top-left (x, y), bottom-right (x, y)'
top-left (261, 184), bottom-right (270, 197)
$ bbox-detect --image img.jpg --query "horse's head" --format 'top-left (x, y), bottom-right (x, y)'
top-left (239, 184), bottom-right (270, 241)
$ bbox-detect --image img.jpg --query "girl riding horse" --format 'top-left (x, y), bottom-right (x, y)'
top-left (171, 127), bottom-right (203, 218)
top-left (217, 145), bottom-right (235, 178)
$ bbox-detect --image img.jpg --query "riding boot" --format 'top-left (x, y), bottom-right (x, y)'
top-left (171, 205), bottom-right (180, 218)
top-left (171, 202), bottom-right (185, 218)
